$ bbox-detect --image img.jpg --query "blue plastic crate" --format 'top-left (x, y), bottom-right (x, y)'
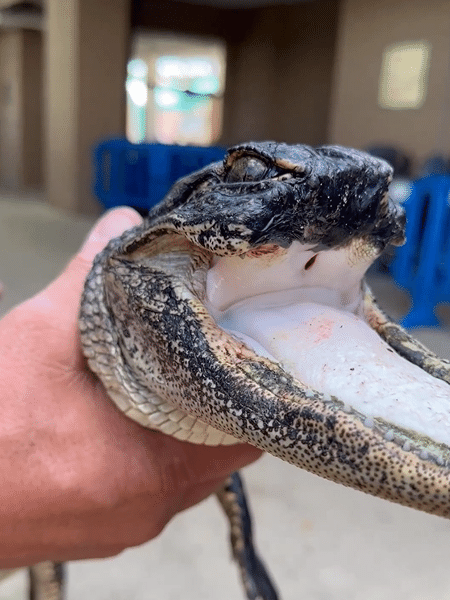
top-left (93, 139), bottom-right (226, 211)
top-left (390, 175), bottom-right (450, 327)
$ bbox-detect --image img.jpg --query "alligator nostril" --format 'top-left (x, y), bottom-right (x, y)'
top-left (304, 254), bottom-right (318, 270)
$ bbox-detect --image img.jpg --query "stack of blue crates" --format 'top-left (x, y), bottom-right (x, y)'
top-left (390, 175), bottom-right (450, 327)
top-left (93, 139), bottom-right (226, 212)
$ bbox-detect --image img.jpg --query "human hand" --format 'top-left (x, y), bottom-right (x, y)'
top-left (0, 207), bottom-right (261, 568)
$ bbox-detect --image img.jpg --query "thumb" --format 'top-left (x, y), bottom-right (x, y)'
top-left (44, 207), bottom-right (143, 315)
top-left (78, 207), bottom-right (143, 266)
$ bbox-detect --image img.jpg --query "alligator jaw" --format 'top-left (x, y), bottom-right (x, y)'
top-left (83, 230), bottom-right (450, 520)
top-left (362, 286), bottom-right (450, 466)
top-left (203, 239), bottom-right (450, 482)
top-left (79, 136), bottom-right (450, 520)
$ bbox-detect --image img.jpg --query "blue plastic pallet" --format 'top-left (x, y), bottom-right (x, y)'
top-left (390, 175), bottom-right (450, 327)
top-left (93, 139), bottom-right (226, 211)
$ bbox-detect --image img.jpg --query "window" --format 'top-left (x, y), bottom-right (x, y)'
top-left (126, 32), bottom-right (226, 145)
top-left (378, 41), bottom-right (431, 110)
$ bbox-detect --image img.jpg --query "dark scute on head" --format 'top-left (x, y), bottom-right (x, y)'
top-left (149, 141), bottom-right (404, 255)
top-left (240, 143), bottom-right (400, 251)
top-left (302, 147), bottom-right (395, 249)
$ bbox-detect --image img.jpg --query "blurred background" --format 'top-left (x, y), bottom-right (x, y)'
top-left (1, 0), bottom-right (450, 213)
top-left (2, 1), bottom-right (450, 599)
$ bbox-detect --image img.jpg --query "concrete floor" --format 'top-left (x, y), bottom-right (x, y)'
top-left (1, 192), bottom-right (450, 600)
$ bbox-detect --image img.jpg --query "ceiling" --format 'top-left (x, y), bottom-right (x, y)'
top-left (170, 0), bottom-right (313, 5)
top-left (0, 0), bottom-right (313, 9)
top-left (0, 0), bottom-right (313, 29)
top-left (0, 0), bottom-right (315, 30)
top-left (0, 0), bottom-right (42, 8)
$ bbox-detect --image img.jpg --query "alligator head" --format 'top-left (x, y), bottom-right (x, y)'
top-left (80, 141), bottom-right (450, 519)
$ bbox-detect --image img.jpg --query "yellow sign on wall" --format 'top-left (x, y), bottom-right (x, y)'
top-left (378, 41), bottom-right (431, 109)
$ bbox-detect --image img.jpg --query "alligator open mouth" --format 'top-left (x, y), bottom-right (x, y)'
top-left (80, 141), bottom-right (450, 521)
top-left (206, 239), bottom-right (450, 465)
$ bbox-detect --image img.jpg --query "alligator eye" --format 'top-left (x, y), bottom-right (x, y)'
top-left (226, 156), bottom-right (268, 183)
top-left (304, 254), bottom-right (318, 270)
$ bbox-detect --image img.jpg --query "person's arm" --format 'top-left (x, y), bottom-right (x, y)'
top-left (0, 207), bottom-right (261, 569)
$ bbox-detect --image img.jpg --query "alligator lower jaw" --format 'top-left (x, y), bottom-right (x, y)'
top-left (205, 245), bottom-right (450, 467)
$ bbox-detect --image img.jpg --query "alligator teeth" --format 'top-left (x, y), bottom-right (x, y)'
top-left (364, 417), bottom-right (374, 429)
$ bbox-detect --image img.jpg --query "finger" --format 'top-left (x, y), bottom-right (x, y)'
top-left (152, 434), bottom-right (262, 511)
top-left (182, 442), bottom-right (263, 484)
top-left (172, 443), bottom-right (262, 513)
top-left (78, 207), bottom-right (143, 265)
top-left (43, 207), bottom-right (142, 314)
